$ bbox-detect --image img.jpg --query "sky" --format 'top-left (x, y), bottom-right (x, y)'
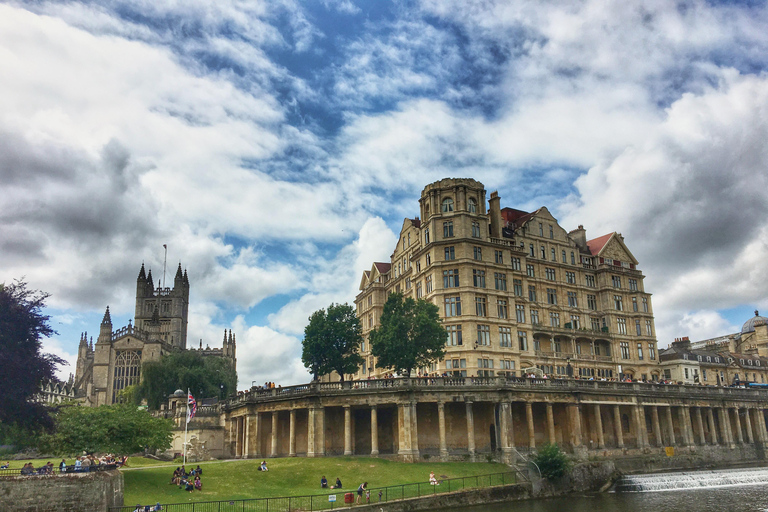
top-left (2, 0), bottom-right (768, 390)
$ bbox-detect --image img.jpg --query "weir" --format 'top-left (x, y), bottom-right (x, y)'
top-left (614, 467), bottom-right (768, 492)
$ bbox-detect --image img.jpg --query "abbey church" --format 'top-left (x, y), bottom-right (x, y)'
top-left (74, 263), bottom-right (237, 406)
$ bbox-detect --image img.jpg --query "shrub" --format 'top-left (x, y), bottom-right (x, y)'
top-left (533, 443), bottom-right (572, 481)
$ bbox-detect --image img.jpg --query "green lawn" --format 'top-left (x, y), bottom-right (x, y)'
top-left (122, 457), bottom-right (511, 506)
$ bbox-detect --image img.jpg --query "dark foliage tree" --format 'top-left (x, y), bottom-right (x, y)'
top-left (533, 443), bottom-right (572, 481)
top-left (301, 303), bottom-right (364, 382)
top-left (0, 280), bottom-right (65, 431)
top-left (40, 403), bottom-right (173, 455)
top-left (369, 292), bottom-right (447, 377)
top-left (138, 351), bottom-right (237, 410)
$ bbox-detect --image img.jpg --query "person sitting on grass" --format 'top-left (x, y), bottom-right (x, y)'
top-left (331, 477), bottom-right (342, 489)
top-left (185, 479), bottom-right (194, 492)
top-left (1, 462), bottom-right (9, 469)
top-left (195, 465), bottom-right (202, 476)
top-left (429, 471), bottom-right (439, 485)
top-left (321, 475), bottom-right (328, 488)
top-left (170, 467), bottom-right (181, 485)
top-left (194, 475), bottom-right (202, 491)
top-left (259, 461), bottom-right (268, 471)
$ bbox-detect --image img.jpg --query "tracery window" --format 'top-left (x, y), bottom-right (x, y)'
top-left (442, 197), bottom-right (454, 212)
top-left (112, 350), bottom-right (141, 403)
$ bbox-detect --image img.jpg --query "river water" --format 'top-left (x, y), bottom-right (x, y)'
top-left (437, 479), bottom-right (768, 512)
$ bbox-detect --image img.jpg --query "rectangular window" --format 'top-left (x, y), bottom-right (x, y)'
top-left (550, 248), bottom-right (556, 261)
top-left (541, 245), bottom-right (546, 259)
top-left (528, 285), bottom-right (537, 302)
top-left (629, 279), bottom-right (638, 291)
top-left (518, 331), bottom-right (528, 351)
top-left (591, 317), bottom-right (601, 331)
top-left (565, 271), bottom-right (576, 284)
top-left (587, 294), bottom-right (597, 310)
top-left (473, 246), bottom-right (482, 261)
top-left (473, 269), bottom-right (486, 288)
top-left (612, 276), bottom-right (622, 288)
top-left (512, 278), bottom-right (522, 296)
top-left (472, 221), bottom-right (481, 238)
top-left (531, 309), bottom-right (539, 325)
top-left (549, 225), bottom-right (554, 239)
top-left (585, 275), bottom-right (596, 287)
top-left (516, 304), bottom-right (525, 323)
top-left (511, 257), bottom-right (521, 271)
top-left (475, 296), bottom-right (487, 317)
top-left (561, 250), bottom-right (567, 263)
top-left (497, 299), bottom-right (508, 319)
top-left (477, 325), bottom-right (490, 345)
top-left (539, 223), bottom-right (544, 236)
top-left (646, 320), bottom-right (653, 336)
top-left (632, 297), bottom-right (638, 312)
top-left (570, 315), bottom-right (580, 329)
top-left (416, 282), bottom-right (423, 299)
top-left (549, 312), bottom-right (560, 327)
top-left (642, 297), bottom-right (648, 312)
top-left (424, 228), bottom-right (430, 244)
top-left (637, 343), bottom-right (644, 360)
top-left (571, 252), bottom-right (576, 265)
top-left (567, 291), bottom-right (577, 307)
top-left (526, 264), bottom-right (535, 277)
top-left (620, 341), bottom-right (630, 359)
top-left (617, 317), bottom-right (627, 334)
top-left (443, 269), bottom-right (459, 288)
top-left (545, 268), bottom-right (556, 280)
top-left (614, 295), bottom-right (623, 311)
top-left (495, 250), bottom-right (503, 264)
top-left (425, 275), bottom-right (433, 293)
top-left (496, 273), bottom-right (508, 291)
top-left (444, 296), bottom-right (461, 317)
top-left (635, 319), bottom-right (641, 336)
top-left (443, 221), bottom-right (454, 238)
top-left (529, 244), bottom-right (535, 257)
top-left (649, 344), bottom-right (656, 360)
top-left (444, 246), bottom-right (455, 260)
top-left (499, 327), bottom-right (512, 347)
top-left (446, 325), bottom-right (462, 346)
top-left (547, 288), bottom-right (557, 305)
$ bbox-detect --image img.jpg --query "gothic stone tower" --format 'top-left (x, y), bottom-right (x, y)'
top-left (135, 263), bottom-right (190, 349)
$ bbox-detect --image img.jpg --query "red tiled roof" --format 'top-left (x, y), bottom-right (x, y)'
top-left (373, 262), bottom-right (391, 273)
top-left (586, 233), bottom-right (613, 256)
top-left (500, 208), bottom-right (530, 226)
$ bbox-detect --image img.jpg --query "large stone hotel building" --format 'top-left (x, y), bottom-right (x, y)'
top-left (354, 178), bottom-right (659, 382)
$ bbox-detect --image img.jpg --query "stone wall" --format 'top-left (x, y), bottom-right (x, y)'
top-left (0, 470), bottom-right (124, 512)
top-left (349, 483), bottom-right (531, 512)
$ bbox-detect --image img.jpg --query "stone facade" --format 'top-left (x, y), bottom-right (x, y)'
top-left (0, 469), bottom-right (123, 512)
top-left (74, 264), bottom-right (237, 406)
top-left (355, 178), bottom-right (659, 382)
top-left (222, 377), bottom-right (768, 464)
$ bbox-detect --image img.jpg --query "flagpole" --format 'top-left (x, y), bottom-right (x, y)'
top-left (162, 244), bottom-right (168, 289)
top-left (183, 388), bottom-right (189, 468)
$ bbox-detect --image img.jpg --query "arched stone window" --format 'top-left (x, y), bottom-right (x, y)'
top-left (441, 197), bottom-right (454, 212)
top-left (113, 350), bottom-right (141, 403)
top-left (468, 197), bottom-right (477, 213)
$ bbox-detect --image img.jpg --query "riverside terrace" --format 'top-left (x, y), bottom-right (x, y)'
top-left (221, 377), bottom-right (768, 463)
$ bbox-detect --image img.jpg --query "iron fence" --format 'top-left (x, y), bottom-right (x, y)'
top-left (0, 463), bottom-right (118, 478)
top-left (111, 470), bottom-right (519, 512)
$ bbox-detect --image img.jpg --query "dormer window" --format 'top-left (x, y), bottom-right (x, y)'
top-left (748, 360), bottom-right (753, 366)
top-left (468, 197), bottom-right (477, 213)
top-left (683, 354), bottom-right (688, 360)
top-left (715, 357), bottom-right (720, 363)
top-left (697, 356), bottom-right (702, 362)
top-left (707, 356), bottom-right (711, 362)
top-left (442, 198), bottom-right (454, 212)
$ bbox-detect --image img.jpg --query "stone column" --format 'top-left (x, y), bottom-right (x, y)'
top-left (500, 402), bottom-right (513, 461)
top-left (411, 402), bottom-right (420, 459)
top-left (344, 406), bottom-right (353, 456)
top-left (317, 407), bottom-right (326, 456)
top-left (744, 408), bottom-right (754, 445)
top-left (252, 413), bottom-right (261, 458)
top-left (568, 404), bottom-right (583, 448)
top-left (547, 403), bottom-right (557, 444)
top-left (234, 417), bottom-right (241, 458)
top-left (270, 412), bottom-right (278, 457)
top-left (307, 407), bottom-right (316, 457)
top-left (725, 408), bottom-right (736, 448)
top-left (695, 408), bottom-right (706, 446)
top-left (437, 402), bottom-right (448, 459)
top-left (665, 406), bottom-right (676, 445)
top-left (289, 409), bottom-right (296, 457)
top-left (678, 407), bottom-right (692, 447)
top-left (593, 404), bottom-right (605, 449)
top-left (371, 406), bottom-right (379, 456)
top-left (719, 408), bottom-right (734, 449)
top-left (466, 401), bottom-right (476, 457)
top-left (633, 405), bottom-right (647, 448)
top-left (652, 406), bottom-right (663, 447)
top-left (526, 402), bottom-right (536, 449)
top-left (707, 408), bottom-right (718, 445)
top-left (733, 408), bottom-right (744, 444)
top-left (757, 409), bottom-right (768, 444)
top-left (244, 415), bottom-right (250, 458)
top-left (613, 405), bottom-right (624, 448)
top-left (398, 403), bottom-right (414, 460)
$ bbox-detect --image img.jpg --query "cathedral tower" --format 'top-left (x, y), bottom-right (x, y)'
top-left (134, 263), bottom-right (190, 349)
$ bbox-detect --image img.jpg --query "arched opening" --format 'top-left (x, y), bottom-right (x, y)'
top-left (441, 197), bottom-right (454, 212)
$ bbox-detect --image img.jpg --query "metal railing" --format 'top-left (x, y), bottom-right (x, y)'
top-left (0, 463), bottom-right (118, 478)
top-left (110, 471), bottom-right (519, 512)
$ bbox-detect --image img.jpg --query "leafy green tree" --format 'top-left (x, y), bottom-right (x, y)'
top-left (0, 280), bottom-right (65, 431)
top-left (370, 292), bottom-right (447, 377)
top-left (138, 351), bottom-right (237, 410)
top-left (533, 443), bottom-right (572, 481)
top-left (40, 403), bottom-right (173, 455)
top-left (301, 303), bottom-right (364, 382)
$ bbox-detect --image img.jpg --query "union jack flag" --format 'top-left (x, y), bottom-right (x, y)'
top-left (187, 391), bottom-right (197, 424)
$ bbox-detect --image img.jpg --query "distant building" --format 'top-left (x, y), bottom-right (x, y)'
top-left (74, 263), bottom-right (237, 406)
top-left (661, 311), bottom-right (768, 385)
top-left (36, 377), bottom-right (76, 404)
top-left (354, 177), bottom-right (660, 381)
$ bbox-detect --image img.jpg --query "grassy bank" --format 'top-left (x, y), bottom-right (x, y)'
top-left (122, 457), bottom-right (509, 506)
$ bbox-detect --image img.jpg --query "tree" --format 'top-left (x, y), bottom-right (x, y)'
top-left (370, 292), bottom-right (447, 377)
top-left (0, 280), bottom-right (65, 431)
top-left (138, 351), bottom-right (237, 410)
top-left (533, 443), bottom-right (572, 481)
top-left (301, 303), bottom-right (364, 382)
top-left (40, 403), bottom-right (173, 455)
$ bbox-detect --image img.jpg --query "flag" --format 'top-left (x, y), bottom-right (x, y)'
top-left (187, 391), bottom-right (197, 424)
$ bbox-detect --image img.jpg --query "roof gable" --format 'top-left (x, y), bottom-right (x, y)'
top-left (588, 232), bottom-right (638, 265)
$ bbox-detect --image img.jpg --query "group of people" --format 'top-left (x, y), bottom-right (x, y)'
top-left (20, 462), bottom-right (53, 475)
top-left (132, 504), bottom-right (162, 512)
top-left (170, 465), bottom-right (203, 492)
top-left (320, 476), bottom-right (342, 488)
